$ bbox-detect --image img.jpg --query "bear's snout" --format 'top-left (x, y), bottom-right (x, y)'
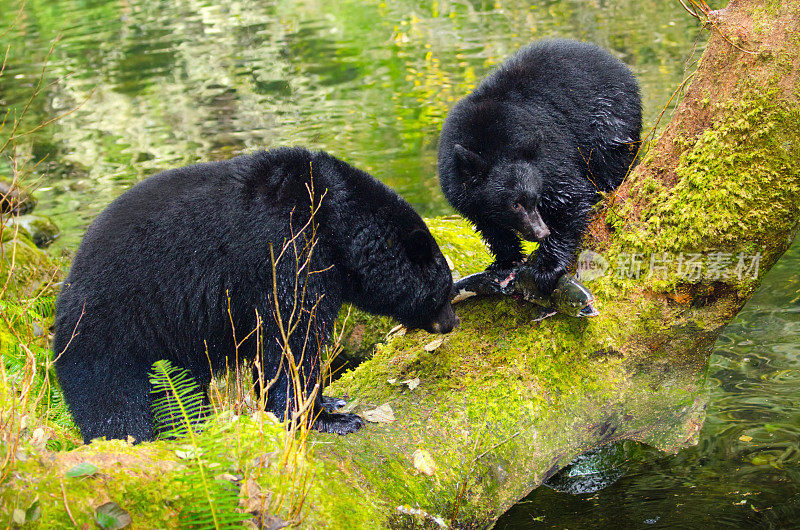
top-left (425, 303), bottom-right (459, 334)
top-left (514, 205), bottom-right (550, 242)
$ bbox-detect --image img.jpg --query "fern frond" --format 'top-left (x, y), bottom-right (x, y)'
top-left (149, 359), bottom-right (208, 439)
top-left (149, 360), bottom-right (252, 529)
top-left (28, 295), bottom-right (56, 320)
top-left (0, 295), bottom-right (56, 322)
top-left (177, 477), bottom-right (246, 529)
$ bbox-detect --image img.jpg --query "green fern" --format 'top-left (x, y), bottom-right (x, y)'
top-left (28, 295), bottom-right (56, 320)
top-left (176, 477), bottom-right (247, 530)
top-left (149, 360), bottom-right (250, 529)
top-left (149, 359), bottom-right (208, 439)
top-left (0, 295), bottom-right (57, 324)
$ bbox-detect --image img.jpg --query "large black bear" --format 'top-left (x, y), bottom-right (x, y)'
top-left (438, 39), bottom-right (641, 294)
top-left (53, 147), bottom-right (457, 443)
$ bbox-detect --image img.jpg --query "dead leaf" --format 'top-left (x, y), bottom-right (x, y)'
top-left (388, 378), bottom-right (419, 391)
top-left (262, 515), bottom-right (290, 530)
top-left (31, 427), bottom-right (49, 449)
top-left (387, 324), bottom-right (406, 338)
top-left (215, 473), bottom-right (241, 483)
top-left (363, 404), bottom-right (395, 423)
top-left (412, 449), bottom-right (436, 476)
top-left (739, 435), bottom-right (753, 442)
top-left (65, 462), bottom-right (98, 478)
top-left (94, 502), bottom-right (132, 529)
top-left (424, 337), bottom-right (444, 352)
top-left (174, 446), bottom-right (202, 460)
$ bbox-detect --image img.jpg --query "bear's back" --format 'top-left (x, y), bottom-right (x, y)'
top-left (473, 40), bottom-right (636, 108)
top-left (55, 149), bottom-right (335, 352)
top-left (474, 40), bottom-right (639, 142)
top-left (464, 39), bottom-right (641, 190)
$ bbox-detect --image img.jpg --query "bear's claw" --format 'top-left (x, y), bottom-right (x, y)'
top-left (313, 411), bottom-right (364, 435)
top-left (320, 395), bottom-right (347, 413)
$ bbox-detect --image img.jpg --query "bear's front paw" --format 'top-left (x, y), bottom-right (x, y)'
top-left (533, 269), bottom-right (562, 296)
top-left (313, 411), bottom-right (364, 435)
top-left (487, 259), bottom-right (519, 273)
top-left (320, 395), bottom-right (347, 413)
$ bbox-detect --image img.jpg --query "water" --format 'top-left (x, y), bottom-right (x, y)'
top-left (2, 0), bottom-right (709, 252)
top-left (497, 238), bottom-right (800, 528)
top-left (5, 1), bottom-right (798, 527)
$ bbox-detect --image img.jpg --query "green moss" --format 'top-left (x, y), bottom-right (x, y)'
top-left (317, 214), bottom-right (712, 526)
top-left (426, 216), bottom-right (538, 280)
top-left (4, 441), bottom-right (183, 527)
top-left (602, 85), bottom-right (800, 296)
top-left (1, 414), bottom-right (386, 529)
top-left (751, 1), bottom-right (792, 34)
top-left (0, 231), bottom-right (62, 299)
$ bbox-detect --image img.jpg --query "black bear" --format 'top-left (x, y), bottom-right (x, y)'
top-left (53, 147), bottom-right (457, 443)
top-left (438, 39), bottom-right (641, 294)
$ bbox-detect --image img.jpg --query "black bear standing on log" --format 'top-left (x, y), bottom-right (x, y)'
top-left (439, 39), bottom-right (642, 295)
top-left (53, 148), bottom-right (457, 443)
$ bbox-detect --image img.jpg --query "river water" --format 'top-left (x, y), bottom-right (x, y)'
top-left (3, 0), bottom-right (798, 527)
top-left (497, 237), bottom-right (800, 528)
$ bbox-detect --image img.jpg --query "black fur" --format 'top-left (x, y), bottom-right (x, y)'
top-left (439, 39), bottom-right (642, 294)
top-left (53, 147), bottom-right (456, 443)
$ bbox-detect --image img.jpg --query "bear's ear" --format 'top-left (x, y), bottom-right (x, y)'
top-left (454, 144), bottom-right (489, 180)
top-left (405, 228), bottom-right (434, 263)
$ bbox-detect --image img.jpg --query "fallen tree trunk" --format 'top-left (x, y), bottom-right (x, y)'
top-left (316, 1), bottom-right (800, 526)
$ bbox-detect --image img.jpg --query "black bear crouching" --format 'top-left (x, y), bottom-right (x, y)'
top-left (438, 39), bottom-right (642, 294)
top-left (53, 148), bottom-right (457, 443)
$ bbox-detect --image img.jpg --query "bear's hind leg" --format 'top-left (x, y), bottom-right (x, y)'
top-left (312, 406), bottom-right (364, 435)
top-left (57, 360), bottom-right (155, 444)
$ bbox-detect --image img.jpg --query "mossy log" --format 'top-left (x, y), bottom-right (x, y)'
top-left (317, 1), bottom-right (800, 527)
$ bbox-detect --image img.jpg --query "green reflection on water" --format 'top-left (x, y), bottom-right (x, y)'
top-left (2, 0), bottom-right (710, 251)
